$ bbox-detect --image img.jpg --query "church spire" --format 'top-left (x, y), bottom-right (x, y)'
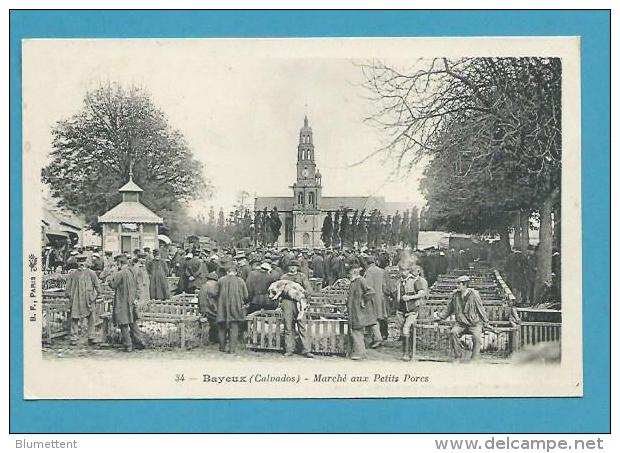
top-left (304, 114), bottom-right (308, 128)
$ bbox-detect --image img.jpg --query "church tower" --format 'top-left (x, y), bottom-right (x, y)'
top-left (290, 115), bottom-right (323, 248)
top-left (292, 115), bottom-right (322, 210)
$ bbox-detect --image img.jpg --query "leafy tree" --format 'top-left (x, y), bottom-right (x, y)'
top-left (333, 211), bottom-right (341, 248)
top-left (42, 82), bottom-right (209, 234)
top-left (400, 210), bottom-right (410, 245)
top-left (410, 207), bottom-right (420, 249)
top-left (362, 57), bottom-right (561, 296)
top-left (321, 212), bottom-right (333, 248)
top-left (339, 209), bottom-right (351, 248)
top-left (391, 211), bottom-right (402, 246)
top-left (270, 208), bottom-right (282, 245)
top-left (357, 209), bottom-right (368, 246)
top-left (350, 210), bottom-right (359, 246)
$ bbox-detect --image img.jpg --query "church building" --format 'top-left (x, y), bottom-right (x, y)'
top-left (254, 116), bottom-right (409, 249)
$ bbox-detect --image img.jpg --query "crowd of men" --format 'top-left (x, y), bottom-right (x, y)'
top-left (50, 237), bottom-right (560, 359)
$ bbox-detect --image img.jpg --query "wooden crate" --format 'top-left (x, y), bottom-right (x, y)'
top-left (419, 304), bottom-right (515, 323)
top-left (411, 319), bottom-right (518, 360)
top-left (307, 303), bottom-right (346, 315)
top-left (42, 301), bottom-right (70, 343)
top-left (519, 322), bottom-right (561, 348)
top-left (246, 310), bottom-right (349, 355)
top-left (310, 292), bottom-right (348, 306)
top-left (102, 312), bottom-right (202, 349)
top-left (42, 295), bottom-right (110, 344)
top-left (143, 294), bottom-right (200, 316)
top-left (516, 308), bottom-right (561, 323)
top-left (42, 274), bottom-right (68, 291)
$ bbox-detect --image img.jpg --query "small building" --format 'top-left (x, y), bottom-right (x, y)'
top-left (98, 174), bottom-right (163, 254)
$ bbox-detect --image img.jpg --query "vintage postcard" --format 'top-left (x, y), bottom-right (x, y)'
top-left (21, 37), bottom-right (581, 399)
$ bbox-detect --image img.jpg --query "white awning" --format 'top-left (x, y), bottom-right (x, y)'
top-left (158, 234), bottom-right (172, 245)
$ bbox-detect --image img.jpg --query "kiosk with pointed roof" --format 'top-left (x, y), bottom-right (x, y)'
top-left (98, 172), bottom-right (163, 254)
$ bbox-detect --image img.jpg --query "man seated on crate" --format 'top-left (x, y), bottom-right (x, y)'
top-left (65, 254), bottom-right (101, 346)
top-left (434, 275), bottom-right (491, 361)
top-left (398, 264), bottom-right (428, 361)
top-left (278, 260), bottom-right (314, 358)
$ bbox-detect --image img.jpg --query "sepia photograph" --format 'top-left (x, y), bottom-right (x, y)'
top-left (21, 37), bottom-right (582, 399)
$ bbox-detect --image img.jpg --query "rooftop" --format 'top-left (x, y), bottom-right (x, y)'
top-left (98, 201), bottom-right (163, 224)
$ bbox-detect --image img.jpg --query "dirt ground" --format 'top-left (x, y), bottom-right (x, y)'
top-left (42, 337), bottom-right (509, 364)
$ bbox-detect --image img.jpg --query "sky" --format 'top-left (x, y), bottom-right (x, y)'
top-left (24, 39), bottom-right (430, 218)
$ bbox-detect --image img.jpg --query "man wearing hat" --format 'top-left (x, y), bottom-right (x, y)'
top-left (245, 261), bottom-right (278, 314)
top-left (185, 252), bottom-right (205, 294)
top-left (65, 254), bottom-right (102, 346)
top-left (279, 260), bottom-right (314, 358)
top-left (108, 254), bottom-right (146, 352)
top-left (65, 250), bottom-right (79, 271)
top-left (347, 265), bottom-right (382, 359)
top-left (134, 253), bottom-right (150, 304)
top-left (198, 271), bottom-right (220, 344)
top-left (175, 252), bottom-right (193, 294)
top-left (435, 275), bottom-right (490, 361)
top-left (216, 263), bottom-right (248, 354)
top-left (398, 265), bottom-right (428, 361)
top-left (235, 253), bottom-right (251, 281)
top-left (90, 252), bottom-right (104, 274)
top-left (363, 255), bottom-right (391, 340)
top-left (268, 256), bottom-right (283, 279)
top-left (311, 250), bottom-right (325, 283)
top-left (147, 249), bottom-right (171, 300)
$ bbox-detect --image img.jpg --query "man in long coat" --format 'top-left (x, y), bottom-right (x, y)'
top-left (363, 256), bottom-right (391, 340)
top-left (347, 266), bottom-right (382, 360)
top-left (245, 262), bottom-right (277, 313)
top-left (185, 253), bottom-right (205, 294)
top-left (65, 255), bottom-right (101, 346)
top-left (108, 255), bottom-right (146, 352)
top-left (311, 250), bottom-right (325, 282)
top-left (198, 272), bottom-right (220, 344)
top-left (147, 249), bottom-right (171, 300)
top-left (216, 264), bottom-right (248, 354)
top-left (134, 254), bottom-right (150, 304)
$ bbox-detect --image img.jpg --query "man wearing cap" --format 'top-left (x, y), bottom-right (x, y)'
top-left (108, 254), bottom-right (146, 352)
top-left (246, 261), bottom-right (278, 314)
top-left (216, 264), bottom-right (248, 354)
top-left (398, 265), bottom-right (428, 361)
top-left (90, 252), bottom-right (104, 274)
top-left (435, 275), bottom-right (490, 361)
top-left (147, 249), bottom-right (171, 300)
top-left (65, 255), bottom-right (102, 346)
top-left (279, 260), bottom-right (314, 358)
top-left (347, 266), bottom-right (382, 359)
top-left (198, 272), bottom-right (220, 344)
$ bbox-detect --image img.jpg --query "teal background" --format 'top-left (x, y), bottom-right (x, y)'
top-left (9, 10), bottom-right (611, 433)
